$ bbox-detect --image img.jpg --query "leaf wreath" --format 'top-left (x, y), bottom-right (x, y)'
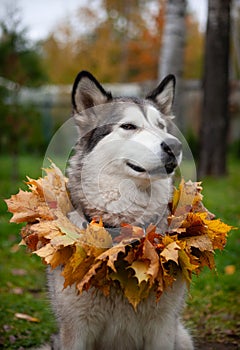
top-left (5, 162), bottom-right (234, 308)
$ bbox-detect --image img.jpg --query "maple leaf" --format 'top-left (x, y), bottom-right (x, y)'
top-left (81, 220), bottom-right (113, 250)
top-left (200, 213), bottom-right (233, 250)
top-left (184, 234), bottom-right (213, 252)
top-left (5, 190), bottom-right (54, 223)
top-left (27, 163), bottom-right (72, 215)
top-left (110, 265), bottom-right (150, 309)
top-left (97, 242), bottom-right (129, 272)
top-left (128, 260), bottom-right (150, 284)
top-left (172, 179), bottom-right (202, 216)
top-left (197, 250), bottom-right (215, 271)
top-left (178, 249), bottom-right (198, 285)
top-left (141, 238), bottom-right (160, 281)
top-left (113, 223), bottom-right (144, 243)
top-left (76, 260), bottom-right (103, 292)
top-left (62, 250), bottom-right (95, 288)
top-left (5, 163), bottom-right (236, 308)
top-left (154, 264), bottom-right (164, 300)
top-left (160, 241), bottom-right (181, 265)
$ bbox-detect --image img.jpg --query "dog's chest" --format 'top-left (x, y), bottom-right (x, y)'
top-left (81, 180), bottom-right (171, 230)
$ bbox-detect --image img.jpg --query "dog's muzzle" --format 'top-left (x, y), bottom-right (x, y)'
top-left (161, 138), bottom-right (182, 174)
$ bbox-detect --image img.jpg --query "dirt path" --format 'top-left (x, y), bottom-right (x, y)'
top-left (196, 342), bottom-right (239, 349)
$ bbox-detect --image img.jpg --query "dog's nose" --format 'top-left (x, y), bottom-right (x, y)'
top-left (161, 138), bottom-right (182, 157)
top-left (161, 138), bottom-right (182, 174)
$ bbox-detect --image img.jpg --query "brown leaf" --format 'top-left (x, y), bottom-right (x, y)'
top-left (5, 190), bottom-right (54, 223)
top-left (141, 238), bottom-right (160, 281)
top-left (97, 243), bottom-right (128, 272)
top-left (184, 234), bottom-right (213, 252)
top-left (76, 260), bottom-right (103, 292)
top-left (113, 223), bottom-right (144, 243)
top-left (197, 250), bottom-right (215, 270)
top-left (172, 179), bottom-right (202, 216)
top-left (160, 241), bottom-right (180, 265)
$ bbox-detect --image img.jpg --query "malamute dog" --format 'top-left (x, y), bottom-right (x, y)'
top-left (46, 71), bottom-right (194, 350)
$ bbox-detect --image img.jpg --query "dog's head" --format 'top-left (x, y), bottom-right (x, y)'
top-left (68, 71), bottom-right (182, 227)
top-left (71, 71), bottom-right (182, 180)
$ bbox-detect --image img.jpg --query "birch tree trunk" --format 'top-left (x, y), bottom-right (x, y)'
top-left (198, 0), bottom-right (231, 177)
top-left (158, 0), bottom-right (187, 128)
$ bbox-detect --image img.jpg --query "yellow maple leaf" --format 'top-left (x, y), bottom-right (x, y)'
top-left (128, 260), bottom-right (150, 284)
top-left (110, 265), bottom-right (151, 309)
top-left (178, 249), bottom-right (198, 285)
top-left (200, 213), bottom-right (233, 250)
top-left (81, 220), bottom-right (113, 250)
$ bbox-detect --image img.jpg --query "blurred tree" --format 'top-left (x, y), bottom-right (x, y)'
top-left (0, 7), bottom-right (48, 180)
top-left (198, 0), bottom-right (231, 177)
top-left (158, 0), bottom-right (187, 128)
top-left (42, 0), bottom-right (165, 83)
top-left (41, 0), bottom-right (204, 85)
top-left (127, 1), bottom-right (165, 82)
top-left (0, 12), bottom-right (47, 86)
top-left (184, 14), bottom-right (204, 79)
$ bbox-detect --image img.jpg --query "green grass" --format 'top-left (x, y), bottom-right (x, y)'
top-left (185, 158), bottom-right (240, 346)
top-left (0, 155), bottom-right (57, 349)
top-left (0, 154), bottom-right (239, 348)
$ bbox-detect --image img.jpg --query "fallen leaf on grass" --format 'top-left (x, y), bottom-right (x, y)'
top-left (11, 269), bottom-right (27, 276)
top-left (15, 313), bottom-right (40, 322)
top-left (224, 265), bottom-right (236, 275)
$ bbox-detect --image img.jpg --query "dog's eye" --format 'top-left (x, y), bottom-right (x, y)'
top-left (158, 122), bottom-right (166, 129)
top-left (120, 123), bottom-right (137, 130)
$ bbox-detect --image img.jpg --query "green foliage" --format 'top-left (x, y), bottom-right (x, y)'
top-left (0, 8), bottom-right (49, 161)
top-left (0, 97), bottom-right (46, 155)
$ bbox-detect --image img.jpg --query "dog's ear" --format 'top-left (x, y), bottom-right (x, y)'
top-left (72, 71), bottom-right (112, 112)
top-left (146, 75), bottom-right (175, 115)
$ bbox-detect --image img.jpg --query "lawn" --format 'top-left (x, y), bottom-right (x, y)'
top-left (0, 154), bottom-right (239, 349)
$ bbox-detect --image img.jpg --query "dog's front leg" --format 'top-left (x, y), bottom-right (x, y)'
top-left (48, 268), bottom-right (105, 350)
top-left (143, 323), bottom-right (176, 350)
top-left (58, 325), bottom-right (96, 350)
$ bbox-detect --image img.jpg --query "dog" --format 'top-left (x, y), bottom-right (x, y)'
top-left (43, 71), bottom-right (194, 350)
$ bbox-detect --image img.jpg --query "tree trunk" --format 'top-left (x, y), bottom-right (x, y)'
top-left (158, 0), bottom-right (186, 129)
top-left (198, 0), bottom-right (231, 178)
